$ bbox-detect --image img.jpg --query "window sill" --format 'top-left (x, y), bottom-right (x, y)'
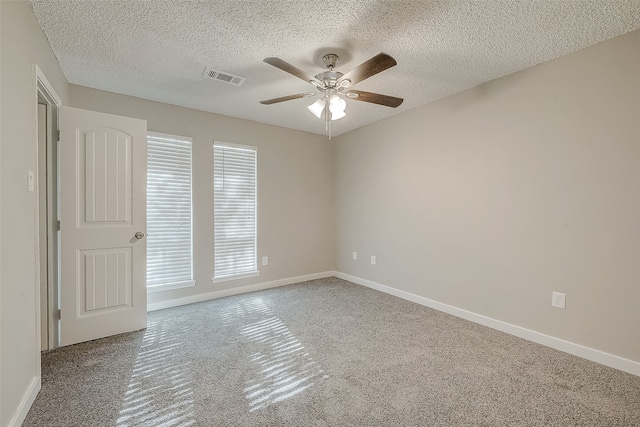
top-left (147, 280), bottom-right (196, 293)
top-left (212, 271), bottom-right (259, 284)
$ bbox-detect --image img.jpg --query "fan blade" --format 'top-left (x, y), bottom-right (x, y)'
top-left (344, 90), bottom-right (403, 108)
top-left (264, 57), bottom-right (324, 86)
top-left (337, 53), bottom-right (397, 87)
top-left (260, 92), bottom-right (315, 105)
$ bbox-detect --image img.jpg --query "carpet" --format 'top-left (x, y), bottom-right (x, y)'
top-left (24, 277), bottom-right (640, 426)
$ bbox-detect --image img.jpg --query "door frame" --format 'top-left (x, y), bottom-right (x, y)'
top-left (34, 64), bottom-right (62, 356)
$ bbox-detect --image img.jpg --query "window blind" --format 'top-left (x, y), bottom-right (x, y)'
top-left (213, 142), bottom-right (257, 281)
top-left (147, 132), bottom-right (193, 289)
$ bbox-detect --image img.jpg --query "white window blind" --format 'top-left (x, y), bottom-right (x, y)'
top-left (147, 132), bottom-right (194, 291)
top-left (213, 142), bottom-right (257, 281)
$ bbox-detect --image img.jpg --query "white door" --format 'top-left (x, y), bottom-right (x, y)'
top-left (59, 106), bottom-right (147, 346)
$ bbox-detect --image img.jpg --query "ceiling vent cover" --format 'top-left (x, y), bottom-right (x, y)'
top-left (203, 67), bottom-right (246, 86)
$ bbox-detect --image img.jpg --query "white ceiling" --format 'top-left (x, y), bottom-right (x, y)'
top-left (30, 1), bottom-right (640, 137)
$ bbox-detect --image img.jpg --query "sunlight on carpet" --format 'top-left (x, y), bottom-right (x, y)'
top-left (222, 296), bottom-right (328, 411)
top-left (116, 317), bottom-right (195, 427)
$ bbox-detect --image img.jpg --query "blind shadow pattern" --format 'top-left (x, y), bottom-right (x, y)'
top-left (220, 297), bottom-right (328, 412)
top-left (116, 317), bottom-right (195, 427)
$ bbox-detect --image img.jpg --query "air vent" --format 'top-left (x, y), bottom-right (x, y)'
top-left (203, 67), bottom-right (246, 86)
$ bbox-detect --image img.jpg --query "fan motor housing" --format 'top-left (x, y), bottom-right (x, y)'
top-left (315, 71), bottom-right (343, 88)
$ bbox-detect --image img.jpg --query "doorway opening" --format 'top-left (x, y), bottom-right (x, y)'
top-left (35, 65), bottom-right (62, 352)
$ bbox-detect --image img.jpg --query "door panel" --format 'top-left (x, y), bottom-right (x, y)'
top-left (78, 248), bottom-right (131, 313)
top-left (59, 106), bottom-right (147, 346)
top-left (79, 130), bottom-right (132, 224)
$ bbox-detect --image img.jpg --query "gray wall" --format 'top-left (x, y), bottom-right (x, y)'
top-left (69, 85), bottom-right (335, 307)
top-left (334, 29), bottom-right (640, 362)
top-left (0, 2), bottom-right (70, 425)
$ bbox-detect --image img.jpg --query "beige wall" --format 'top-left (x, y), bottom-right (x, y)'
top-left (69, 85), bottom-right (335, 306)
top-left (1, 2), bottom-right (638, 423)
top-left (335, 29), bottom-right (640, 362)
top-left (0, 1), bottom-right (70, 425)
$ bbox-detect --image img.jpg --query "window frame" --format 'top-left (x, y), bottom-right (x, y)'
top-left (146, 131), bottom-right (195, 293)
top-left (212, 141), bottom-right (258, 283)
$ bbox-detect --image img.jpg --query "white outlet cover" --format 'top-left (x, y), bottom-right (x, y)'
top-left (371, 255), bottom-right (376, 265)
top-left (262, 256), bottom-right (268, 266)
top-left (352, 251), bottom-right (357, 260)
top-left (552, 291), bottom-right (566, 309)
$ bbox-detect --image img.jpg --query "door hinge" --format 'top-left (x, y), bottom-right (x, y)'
top-left (54, 309), bottom-right (61, 320)
top-left (55, 130), bottom-right (60, 141)
top-left (55, 220), bottom-right (61, 231)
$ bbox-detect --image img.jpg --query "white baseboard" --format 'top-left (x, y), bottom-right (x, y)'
top-left (147, 271), bottom-right (335, 312)
top-left (8, 376), bottom-right (41, 427)
top-left (334, 271), bottom-right (640, 377)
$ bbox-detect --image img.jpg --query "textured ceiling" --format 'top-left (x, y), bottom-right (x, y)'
top-left (30, 0), bottom-right (640, 137)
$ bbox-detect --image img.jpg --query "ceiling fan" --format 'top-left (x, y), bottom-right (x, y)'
top-left (260, 52), bottom-right (403, 138)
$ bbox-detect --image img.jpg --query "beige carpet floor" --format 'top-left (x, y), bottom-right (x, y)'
top-left (24, 277), bottom-right (640, 426)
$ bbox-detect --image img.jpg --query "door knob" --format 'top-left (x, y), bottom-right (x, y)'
top-left (134, 232), bottom-right (145, 239)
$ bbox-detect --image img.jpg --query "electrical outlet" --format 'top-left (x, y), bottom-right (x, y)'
top-left (371, 255), bottom-right (376, 265)
top-left (552, 292), bottom-right (566, 309)
top-left (352, 251), bottom-right (357, 260)
top-left (262, 256), bottom-right (268, 266)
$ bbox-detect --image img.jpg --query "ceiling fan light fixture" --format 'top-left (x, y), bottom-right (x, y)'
top-left (308, 99), bottom-right (325, 118)
top-left (330, 95), bottom-right (346, 111)
top-left (330, 109), bottom-right (346, 120)
top-left (261, 52), bottom-right (403, 133)
top-left (329, 95), bottom-right (346, 120)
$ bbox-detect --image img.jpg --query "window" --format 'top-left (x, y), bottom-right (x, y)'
top-left (146, 132), bottom-right (194, 291)
top-left (213, 142), bottom-right (257, 282)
